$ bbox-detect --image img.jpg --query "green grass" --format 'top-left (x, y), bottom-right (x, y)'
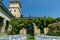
top-left (0, 33), bottom-right (7, 36)
top-left (27, 36), bottom-right (34, 40)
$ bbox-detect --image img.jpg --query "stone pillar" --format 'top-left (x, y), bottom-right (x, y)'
top-left (34, 27), bottom-right (40, 35)
top-left (44, 28), bottom-right (49, 34)
top-left (1, 19), bottom-right (7, 35)
top-left (33, 23), bottom-right (40, 35)
top-left (20, 28), bottom-right (26, 35)
top-left (1, 19), bottom-right (6, 33)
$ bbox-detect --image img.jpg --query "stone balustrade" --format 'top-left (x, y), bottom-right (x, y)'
top-left (0, 35), bottom-right (27, 40)
top-left (35, 35), bottom-right (60, 40)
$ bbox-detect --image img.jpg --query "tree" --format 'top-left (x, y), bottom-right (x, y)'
top-left (33, 17), bottom-right (56, 34)
top-left (10, 18), bottom-right (31, 35)
top-left (22, 19), bottom-right (31, 28)
top-left (47, 26), bottom-right (60, 36)
top-left (33, 17), bottom-right (44, 33)
top-left (10, 17), bottom-right (57, 35)
top-left (10, 19), bottom-right (19, 35)
top-left (55, 17), bottom-right (60, 22)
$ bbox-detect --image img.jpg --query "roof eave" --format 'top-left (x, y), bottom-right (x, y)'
top-left (0, 2), bottom-right (15, 18)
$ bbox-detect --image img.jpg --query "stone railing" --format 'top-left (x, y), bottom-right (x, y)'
top-left (0, 35), bottom-right (27, 40)
top-left (35, 35), bottom-right (60, 40)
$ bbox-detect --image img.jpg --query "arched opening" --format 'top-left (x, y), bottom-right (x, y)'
top-left (26, 23), bottom-right (34, 36)
top-left (40, 26), bottom-right (44, 34)
top-left (0, 16), bottom-right (4, 33)
top-left (5, 20), bottom-right (9, 33)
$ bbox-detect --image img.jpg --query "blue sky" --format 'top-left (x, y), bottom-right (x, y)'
top-left (3, 0), bottom-right (60, 18)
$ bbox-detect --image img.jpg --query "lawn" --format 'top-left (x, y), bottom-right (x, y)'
top-left (27, 36), bottom-right (34, 40)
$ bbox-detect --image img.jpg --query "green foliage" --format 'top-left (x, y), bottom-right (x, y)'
top-left (10, 19), bottom-right (19, 27)
top-left (10, 17), bottom-right (59, 35)
top-left (22, 19), bottom-right (31, 28)
top-left (33, 17), bottom-right (56, 33)
top-left (10, 19), bottom-right (31, 34)
top-left (55, 17), bottom-right (60, 22)
top-left (47, 26), bottom-right (60, 36)
top-left (33, 18), bottom-right (40, 27)
top-left (47, 30), bottom-right (60, 36)
top-left (27, 36), bottom-right (34, 40)
top-left (47, 17), bottom-right (56, 24)
top-left (33, 17), bottom-right (56, 28)
top-left (10, 19), bottom-right (20, 35)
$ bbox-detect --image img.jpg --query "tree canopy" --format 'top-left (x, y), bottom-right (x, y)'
top-left (10, 17), bottom-right (60, 35)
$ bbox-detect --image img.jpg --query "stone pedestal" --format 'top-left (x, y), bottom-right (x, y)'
top-left (34, 27), bottom-right (40, 35)
top-left (20, 28), bottom-right (26, 35)
top-left (44, 28), bottom-right (49, 34)
top-left (33, 23), bottom-right (40, 35)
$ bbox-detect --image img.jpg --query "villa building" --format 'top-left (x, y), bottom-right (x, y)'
top-left (0, 2), bottom-right (14, 35)
top-left (0, 0), bottom-right (24, 35)
top-left (0, 0), bottom-right (41, 35)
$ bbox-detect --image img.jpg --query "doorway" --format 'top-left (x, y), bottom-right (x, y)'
top-left (5, 20), bottom-right (9, 33)
top-left (0, 16), bottom-right (4, 32)
top-left (26, 23), bottom-right (34, 36)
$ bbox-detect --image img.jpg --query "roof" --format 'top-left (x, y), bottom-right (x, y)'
top-left (0, 2), bottom-right (15, 18)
